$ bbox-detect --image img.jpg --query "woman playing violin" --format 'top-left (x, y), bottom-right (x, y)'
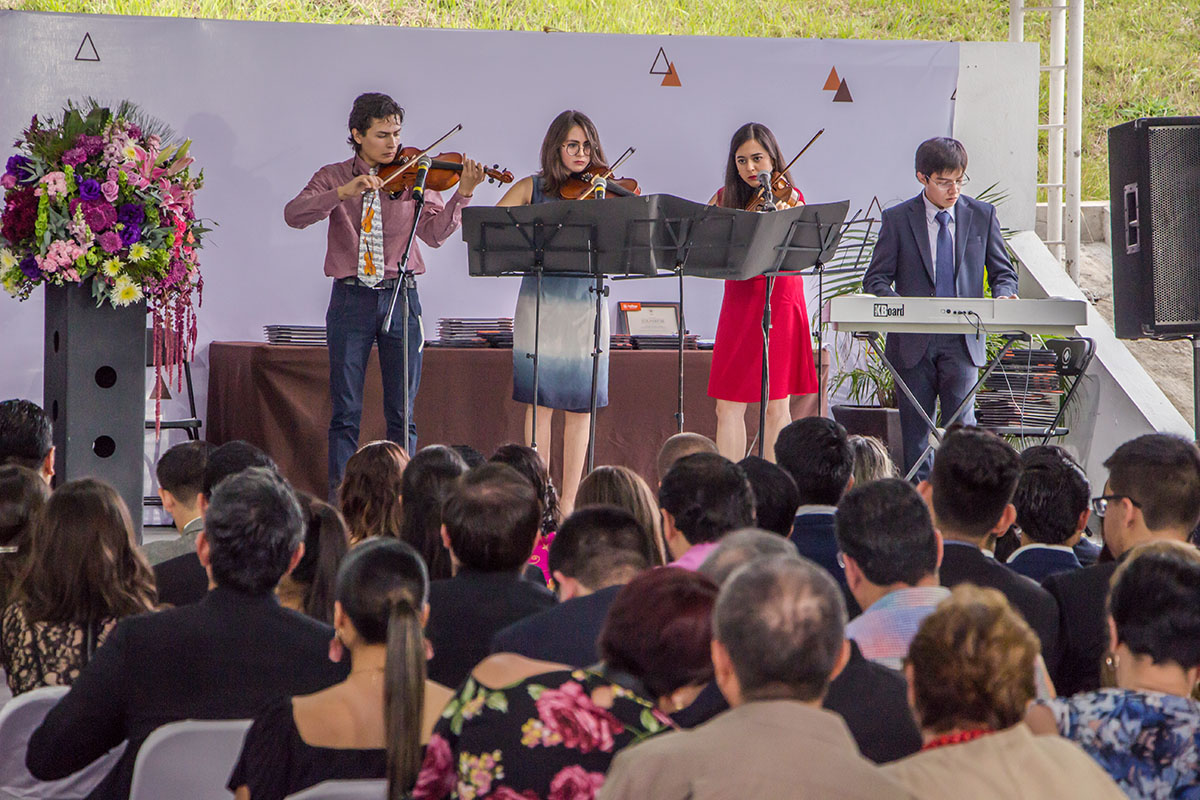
top-left (707, 122), bottom-right (818, 462)
top-left (284, 92), bottom-right (485, 498)
top-left (496, 110), bottom-right (612, 513)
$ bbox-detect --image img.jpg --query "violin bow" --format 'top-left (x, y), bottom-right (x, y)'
top-left (377, 123), bottom-right (464, 190)
top-left (577, 146), bottom-right (637, 200)
top-left (750, 127), bottom-right (825, 208)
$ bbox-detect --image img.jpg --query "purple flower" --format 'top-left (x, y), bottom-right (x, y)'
top-left (78, 179), bottom-right (102, 201)
top-left (62, 148), bottom-right (88, 167)
top-left (81, 200), bottom-right (117, 232)
top-left (119, 223), bottom-right (141, 246)
top-left (18, 254), bottom-right (40, 280)
top-left (5, 155), bottom-right (34, 185)
top-left (75, 134), bottom-right (105, 157)
top-left (128, 124), bottom-right (143, 140)
top-left (97, 231), bottom-right (122, 253)
top-left (117, 203), bottom-right (144, 227)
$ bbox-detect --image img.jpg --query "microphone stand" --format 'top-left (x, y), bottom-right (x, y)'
top-left (755, 171), bottom-right (777, 458)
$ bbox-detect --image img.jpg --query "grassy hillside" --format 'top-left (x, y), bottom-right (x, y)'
top-left (3, 0), bottom-right (1197, 199)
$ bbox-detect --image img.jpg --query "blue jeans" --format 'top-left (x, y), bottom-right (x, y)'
top-left (894, 334), bottom-right (977, 482)
top-left (326, 280), bottom-right (422, 498)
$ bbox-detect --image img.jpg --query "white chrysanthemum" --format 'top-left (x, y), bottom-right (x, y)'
top-left (102, 258), bottom-right (123, 278)
top-left (0, 250), bottom-right (16, 271)
top-left (128, 242), bottom-right (149, 262)
top-left (112, 275), bottom-right (143, 306)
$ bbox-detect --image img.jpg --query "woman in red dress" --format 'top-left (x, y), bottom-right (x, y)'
top-left (707, 123), bottom-right (818, 462)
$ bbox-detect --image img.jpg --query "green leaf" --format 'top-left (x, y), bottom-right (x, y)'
top-left (639, 708), bottom-right (662, 732)
top-left (526, 684), bottom-right (545, 700)
top-left (484, 692), bottom-right (508, 713)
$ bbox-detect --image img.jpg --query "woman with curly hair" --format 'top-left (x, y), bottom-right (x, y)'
top-left (338, 440), bottom-right (408, 544)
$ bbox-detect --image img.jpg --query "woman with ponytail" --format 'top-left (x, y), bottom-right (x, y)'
top-left (230, 539), bottom-right (452, 800)
top-left (277, 495), bottom-right (351, 625)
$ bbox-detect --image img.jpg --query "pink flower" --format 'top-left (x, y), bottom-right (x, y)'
top-left (411, 734), bottom-right (455, 800)
top-left (100, 180), bottom-right (119, 203)
top-left (547, 766), bottom-right (605, 800)
top-left (0, 174), bottom-right (14, 189)
top-left (107, 168), bottom-right (120, 182)
top-left (535, 681), bottom-right (624, 754)
top-left (62, 147), bottom-right (88, 167)
top-left (38, 171), bottom-right (68, 198)
top-left (97, 231), bottom-right (123, 253)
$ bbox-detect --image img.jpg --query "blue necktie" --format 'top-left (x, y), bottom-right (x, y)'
top-left (935, 210), bottom-right (955, 297)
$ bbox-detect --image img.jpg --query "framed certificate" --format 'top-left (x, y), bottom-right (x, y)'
top-left (618, 302), bottom-right (681, 336)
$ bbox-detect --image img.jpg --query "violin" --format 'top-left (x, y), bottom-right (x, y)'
top-left (379, 149), bottom-right (513, 198)
top-left (745, 128), bottom-right (825, 212)
top-left (559, 147), bottom-right (640, 200)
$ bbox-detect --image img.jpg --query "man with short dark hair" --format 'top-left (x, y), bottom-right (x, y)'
top-left (0, 398), bottom-right (54, 484)
top-left (919, 427), bottom-right (1060, 672)
top-left (601, 558), bottom-right (912, 798)
top-left (1006, 446), bottom-right (1090, 582)
top-left (1045, 433), bottom-right (1200, 696)
top-left (28, 468), bottom-right (347, 800)
top-left (490, 506), bottom-right (652, 666)
top-left (737, 456), bottom-right (800, 537)
top-left (657, 453), bottom-right (755, 570)
top-left (143, 440), bottom-right (215, 565)
top-left (837, 479), bottom-right (948, 670)
top-left (656, 432), bottom-right (718, 483)
top-left (425, 463), bottom-right (556, 687)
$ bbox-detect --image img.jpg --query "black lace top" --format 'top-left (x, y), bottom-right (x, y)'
top-left (0, 602), bottom-right (117, 695)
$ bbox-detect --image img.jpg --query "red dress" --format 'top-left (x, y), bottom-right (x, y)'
top-left (707, 187), bottom-right (818, 402)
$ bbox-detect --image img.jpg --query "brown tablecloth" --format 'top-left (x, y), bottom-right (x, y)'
top-left (206, 342), bottom-right (826, 497)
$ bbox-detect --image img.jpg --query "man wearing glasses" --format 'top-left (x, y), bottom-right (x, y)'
top-left (863, 137), bottom-right (1018, 480)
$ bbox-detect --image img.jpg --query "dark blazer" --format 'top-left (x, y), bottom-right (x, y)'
top-left (426, 568), bottom-right (556, 688)
top-left (1006, 546), bottom-right (1082, 584)
top-left (152, 551), bottom-right (208, 607)
top-left (27, 587), bottom-right (348, 800)
top-left (939, 541), bottom-right (1061, 674)
top-left (862, 193), bottom-right (1018, 368)
top-left (1073, 537), bottom-right (1103, 567)
top-left (789, 511), bottom-right (862, 618)
top-left (1042, 560), bottom-right (1120, 697)
top-left (490, 584), bottom-right (621, 668)
top-left (672, 642), bottom-right (920, 764)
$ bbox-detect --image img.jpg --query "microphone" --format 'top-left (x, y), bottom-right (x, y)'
top-left (412, 156), bottom-right (432, 201)
top-left (757, 171), bottom-right (776, 211)
top-left (591, 173), bottom-right (607, 200)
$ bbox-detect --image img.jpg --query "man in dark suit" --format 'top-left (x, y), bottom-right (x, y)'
top-left (491, 506), bottom-right (653, 666)
top-left (1044, 433), bottom-right (1200, 696)
top-left (28, 467), bottom-right (348, 800)
top-left (153, 440), bottom-right (277, 606)
top-left (426, 463), bottom-right (556, 688)
top-left (918, 428), bottom-right (1061, 673)
top-left (863, 137), bottom-right (1018, 480)
top-left (1006, 445), bottom-right (1089, 583)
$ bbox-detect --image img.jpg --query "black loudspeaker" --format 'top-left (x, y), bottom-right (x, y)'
top-left (1109, 117), bottom-right (1200, 339)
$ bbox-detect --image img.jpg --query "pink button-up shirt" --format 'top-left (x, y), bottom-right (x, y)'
top-left (284, 154), bottom-right (470, 279)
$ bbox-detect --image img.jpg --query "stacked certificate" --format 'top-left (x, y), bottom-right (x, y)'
top-left (630, 334), bottom-right (701, 351)
top-left (432, 318), bottom-right (514, 348)
top-left (264, 325), bottom-right (327, 346)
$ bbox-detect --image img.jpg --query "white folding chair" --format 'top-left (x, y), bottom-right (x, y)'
top-left (0, 685), bottom-right (125, 800)
top-left (127, 719), bottom-right (252, 800)
top-left (286, 779), bottom-right (388, 799)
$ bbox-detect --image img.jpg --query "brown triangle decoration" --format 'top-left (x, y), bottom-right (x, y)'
top-left (75, 32), bottom-right (100, 62)
top-left (661, 62), bottom-right (681, 87)
top-left (823, 67), bottom-right (841, 91)
top-left (833, 79), bottom-right (853, 103)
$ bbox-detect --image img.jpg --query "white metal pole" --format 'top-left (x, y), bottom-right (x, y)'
top-left (1065, 0), bottom-right (1085, 282)
top-left (1047, 4), bottom-right (1066, 264)
top-left (1009, 0), bottom-right (1025, 42)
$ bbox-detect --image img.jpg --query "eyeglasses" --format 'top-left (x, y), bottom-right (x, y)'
top-left (1091, 494), bottom-right (1142, 516)
top-left (561, 141), bottom-right (593, 156)
top-left (924, 174), bottom-right (970, 190)
top-left (836, 551), bottom-right (846, 570)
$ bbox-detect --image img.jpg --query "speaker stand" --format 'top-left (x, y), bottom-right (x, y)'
top-left (1193, 338), bottom-right (1200, 441)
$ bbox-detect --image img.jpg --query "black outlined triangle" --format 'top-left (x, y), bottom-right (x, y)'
top-left (951, 88), bottom-right (957, 101)
top-left (75, 33), bottom-right (100, 62)
top-left (650, 47), bottom-right (671, 75)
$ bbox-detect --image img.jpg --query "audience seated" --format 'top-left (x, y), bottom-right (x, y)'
top-left (1044, 433), bottom-right (1200, 697)
top-left (338, 441), bottom-right (408, 544)
top-left (1027, 542), bottom-right (1200, 797)
top-left (1006, 446), bottom-right (1089, 582)
top-left (837, 478), bottom-right (948, 670)
top-left (414, 568), bottom-right (716, 799)
top-left (0, 465), bottom-right (48, 602)
top-left (882, 586), bottom-right (1124, 799)
top-left (490, 506), bottom-right (653, 666)
top-left (0, 399), bottom-right (54, 484)
top-left (424, 464), bottom-right (556, 688)
top-left (576, 465), bottom-right (665, 565)
top-left (490, 443), bottom-right (561, 582)
top-left (658, 453), bottom-right (755, 570)
top-left (1020, 445), bottom-right (1104, 567)
top-left (736, 456), bottom-right (800, 537)
top-left (601, 557), bottom-right (913, 799)
top-left (655, 432), bottom-right (718, 484)
top-left (154, 439), bottom-right (278, 607)
top-left (920, 428), bottom-right (1060, 673)
top-left (774, 417), bottom-right (860, 616)
top-left (848, 434), bottom-right (896, 485)
top-left (27, 467), bottom-right (348, 800)
top-left (276, 496), bottom-right (350, 625)
top-left (143, 440), bottom-right (214, 565)
top-left (230, 539), bottom-right (452, 800)
top-left (399, 445), bottom-right (468, 582)
top-left (1, 479), bottom-right (156, 696)
top-left (683, 530), bottom-right (922, 764)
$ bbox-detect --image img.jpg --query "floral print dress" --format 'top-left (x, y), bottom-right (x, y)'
top-left (1039, 688), bottom-right (1200, 799)
top-left (412, 669), bottom-right (673, 800)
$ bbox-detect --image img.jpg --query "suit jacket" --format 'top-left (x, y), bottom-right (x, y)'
top-left (862, 193), bottom-right (1018, 368)
top-left (939, 542), bottom-right (1060, 674)
top-left (1006, 544), bottom-right (1082, 583)
top-left (790, 510), bottom-right (862, 618)
top-left (600, 700), bottom-right (914, 800)
top-left (489, 584), bottom-right (620, 668)
top-left (27, 586), bottom-right (348, 800)
top-left (426, 568), bottom-right (556, 688)
top-left (1042, 560), bottom-right (1120, 696)
top-left (153, 551), bottom-right (208, 607)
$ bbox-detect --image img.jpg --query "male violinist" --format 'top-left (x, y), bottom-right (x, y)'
top-left (285, 92), bottom-right (485, 497)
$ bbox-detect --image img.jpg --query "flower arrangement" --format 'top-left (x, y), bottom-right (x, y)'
top-left (0, 99), bottom-right (209, 418)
